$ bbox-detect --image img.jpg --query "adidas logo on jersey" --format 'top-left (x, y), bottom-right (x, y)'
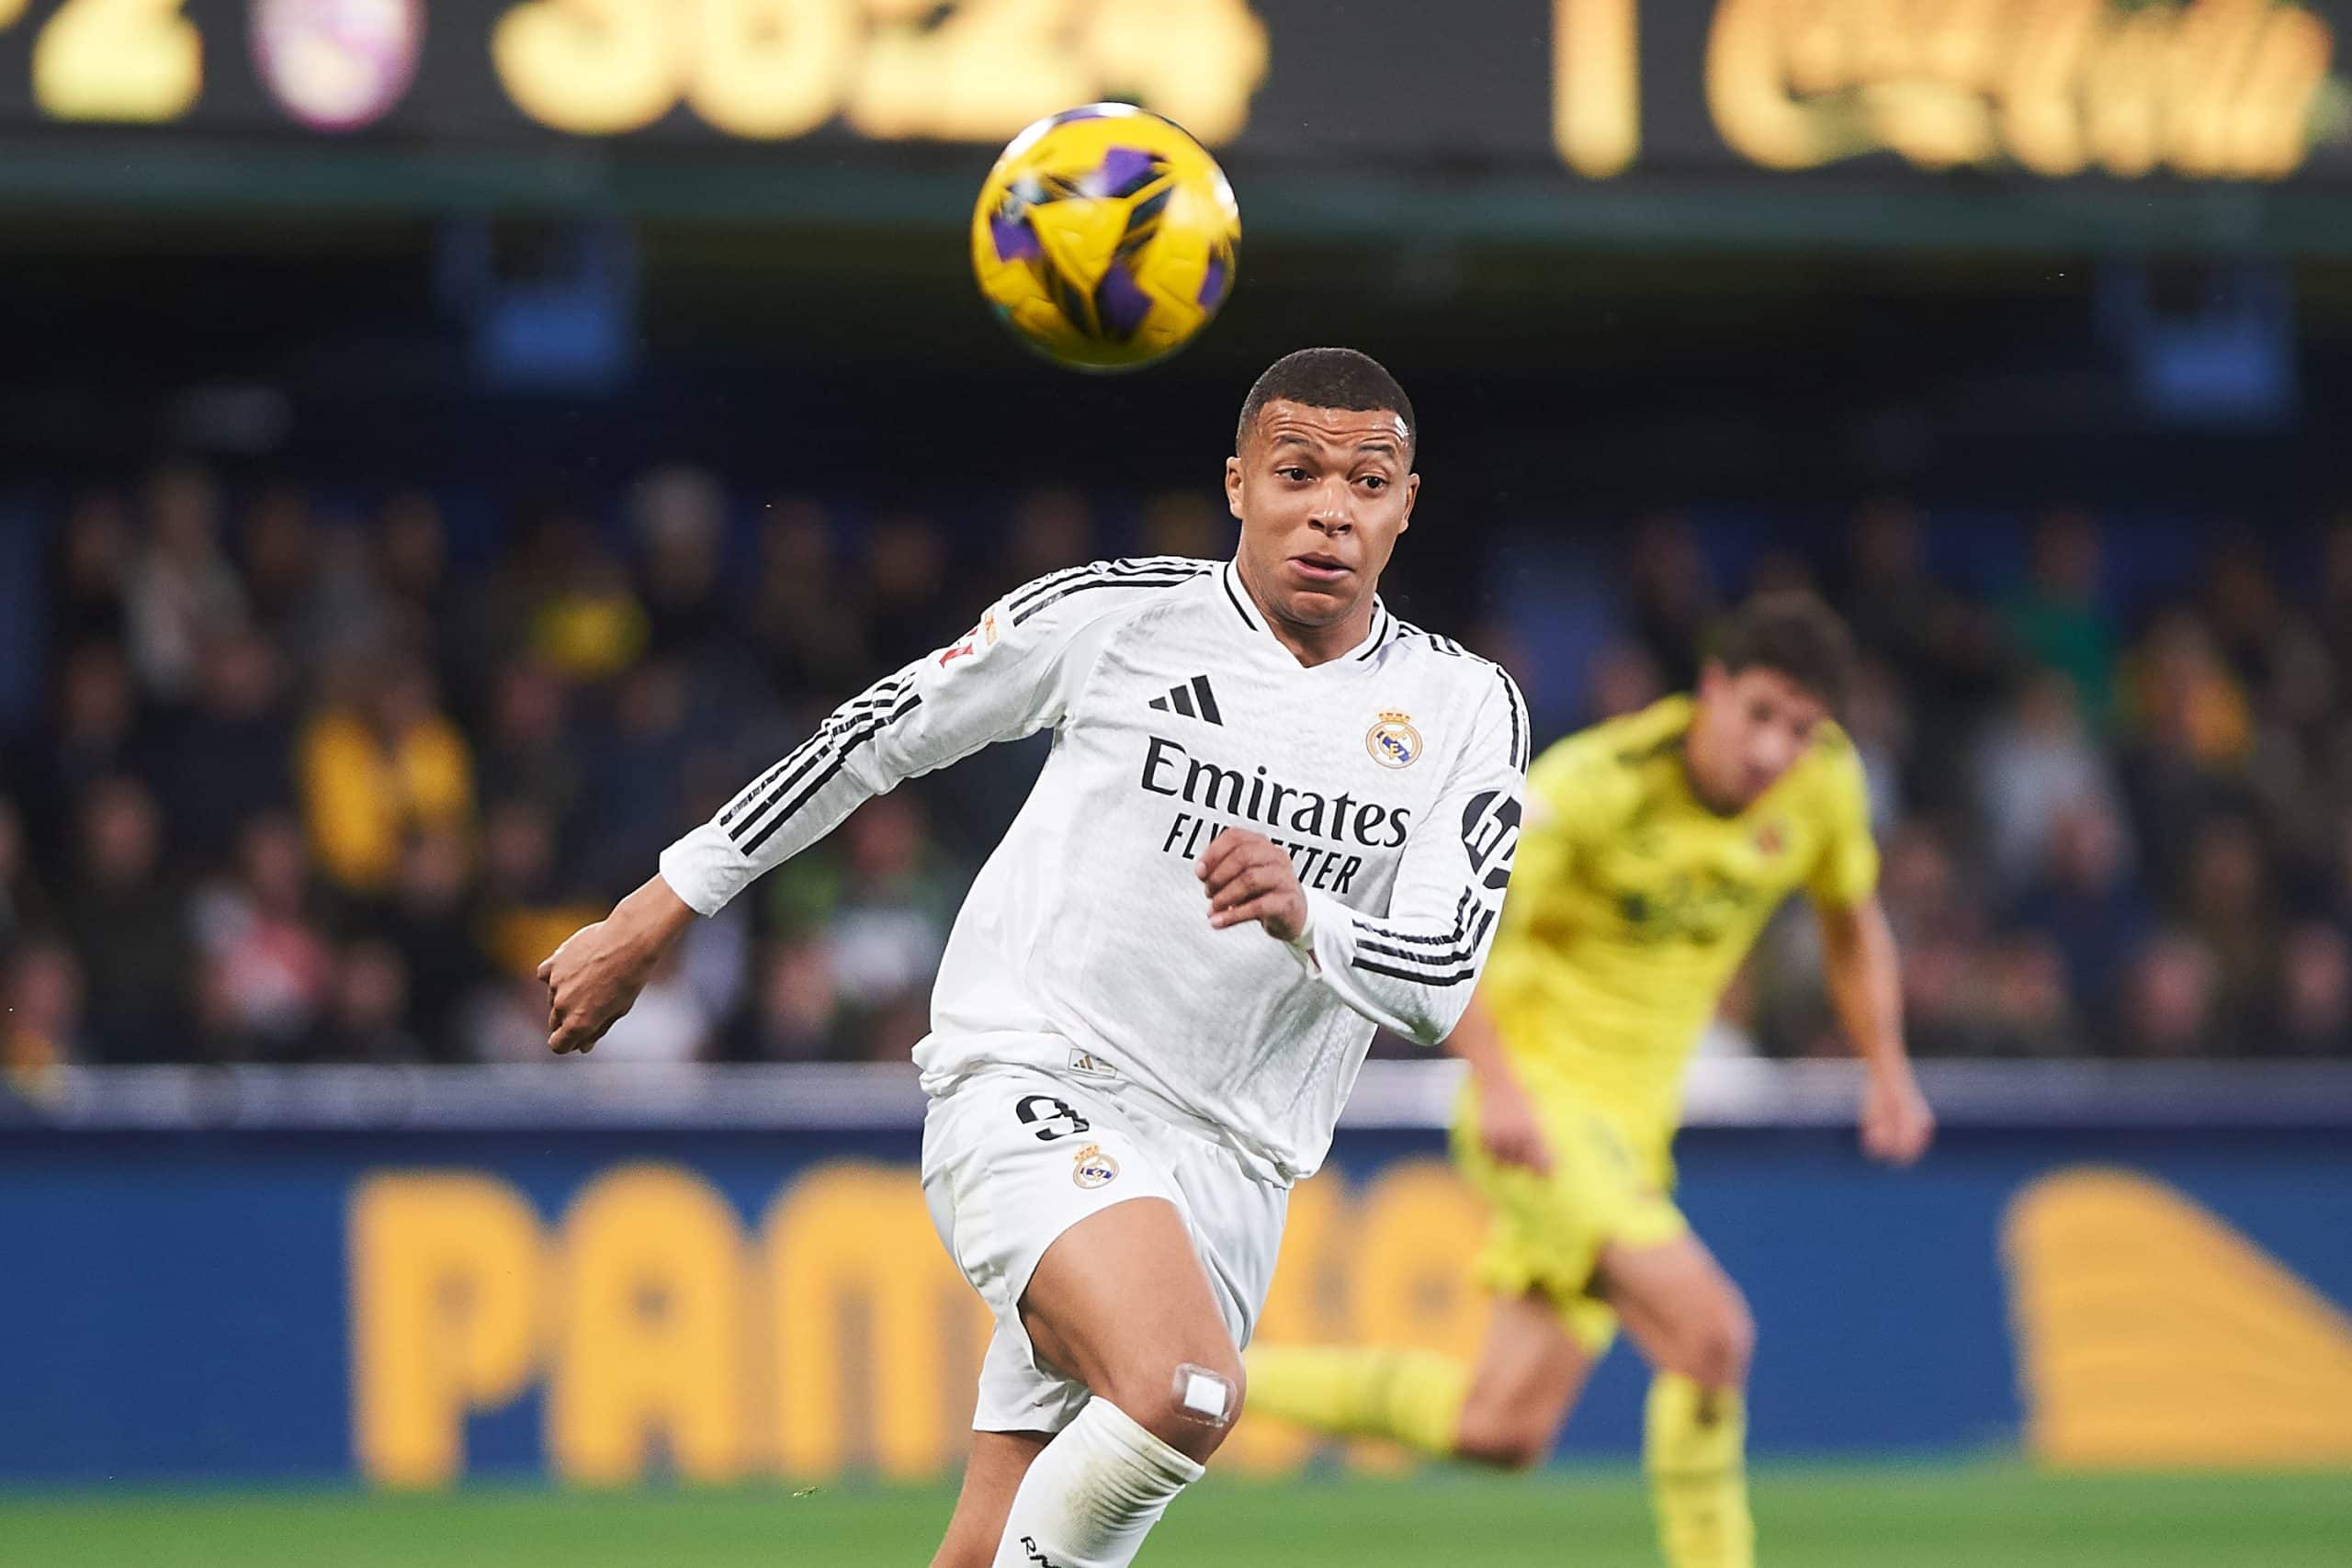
top-left (1147, 674), bottom-right (1224, 725)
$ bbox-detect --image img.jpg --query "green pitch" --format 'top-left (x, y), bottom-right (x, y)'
top-left (6, 1466), bottom-right (2346, 1567)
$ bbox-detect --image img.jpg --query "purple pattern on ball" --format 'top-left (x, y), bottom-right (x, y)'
top-left (1198, 252), bottom-right (1229, 308)
top-left (1095, 263), bottom-right (1151, 339)
top-left (1094, 146), bottom-right (1157, 197)
top-left (990, 213), bottom-right (1042, 262)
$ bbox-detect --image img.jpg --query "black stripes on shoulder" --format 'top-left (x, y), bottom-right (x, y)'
top-left (1389, 621), bottom-right (1529, 772)
top-left (1009, 558), bottom-right (1211, 627)
top-left (1495, 667), bottom-right (1529, 772)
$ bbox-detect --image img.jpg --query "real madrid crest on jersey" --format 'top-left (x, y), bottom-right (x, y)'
top-left (1071, 1144), bottom-right (1120, 1190)
top-left (1366, 710), bottom-right (1421, 769)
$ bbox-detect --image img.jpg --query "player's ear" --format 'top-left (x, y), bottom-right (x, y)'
top-left (1399, 472), bottom-right (1420, 532)
top-left (1224, 455), bottom-right (1245, 519)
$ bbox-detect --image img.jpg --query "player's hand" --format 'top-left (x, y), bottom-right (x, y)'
top-left (1476, 1069), bottom-right (1555, 1177)
top-left (1860, 1066), bottom-right (1935, 1166)
top-left (1197, 829), bottom-right (1308, 943)
top-left (537, 875), bottom-right (696, 1055)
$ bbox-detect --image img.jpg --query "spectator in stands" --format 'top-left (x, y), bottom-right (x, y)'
top-left (862, 511), bottom-right (953, 666)
top-left (64, 775), bottom-right (190, 1062)
top-left (2272, 922), bottom-right (2352, 1057)
top-left (300, 650), bottom-right (475, 896)
top-left (2117, 609), bottom-right (2256, 893)
top-left (2003, 509), bottom-right (2116, 730)
top-left (160, 629), bottom-right (297, 872)
top-left (2177, 813), bottom-right (2277, 1052)
top-left (238, 482), bottom-right (324, 660)
top-left (475, 659), bottom-right (582, 855)
top-left (578, 660), bottom-right (694, 894)
top-left (50, 491), bottom-right (132, 650)
top-left (748, 499), bottom-right (870, 707)
top-left (0, 795), bottom-right (54, 956)
top-left (1005, 486), bottom-right (1097, 585)
top-left (124, 463), bottom-right (246, 704)
top-left (2010, 799), bottom-right (2151, 1029)
top-left (189, 811), bottom-right (335, 1058)
top-left (1583, 639), bottom-right (1667, 724)
top-left (1974, 670), bottom-right (2124, 894)
top-left (631, 466), bottom-right (732, 662)
top-left (315, 939), bottom-right (427, 1064)
top-left (733, 938), bottom-right (842, 1062)
top-left (1841, 658), bottom-right (1909, 835)
top-left (31, 641), bottom-right (157, 865)
top-left (1621, 511), bottom-right (1713, 691)
top-left (379, 826), bottom-right (487, 1057)
top-left (474, 795), bottom-right (600, 983)
top-left (1840, 498), bottom-right (2005, 813)
top-left (1138, 489), bottom-right (1225, 561)
top-left (2, 939), bottom-right (84, 1076)
top-left (2120, 930), bottom-right (2222, 1056)
top-left (1981, 934), bottom-right (2077, 1057)
top-left (524, 515), bottom-right (649, 684)
top-left (766, 793), bottom-right (961, 1061)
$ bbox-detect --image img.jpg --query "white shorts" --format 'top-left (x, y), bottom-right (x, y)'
top-left (920, 1059), bottom-right (1288, 1435)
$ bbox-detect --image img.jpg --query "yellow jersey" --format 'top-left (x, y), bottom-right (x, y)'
top-left (1481, 694), bottom-right (1879, 1157)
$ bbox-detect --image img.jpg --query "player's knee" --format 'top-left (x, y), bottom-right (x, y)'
top-left (1690, 1296), bottom-right (1756, 1390)
top-left (1114, 1353), bottom-right (1245, 1461)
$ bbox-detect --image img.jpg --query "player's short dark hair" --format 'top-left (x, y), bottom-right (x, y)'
top-left (1712, 590), bottom-right (1856, 712)
top-left (1237, 347), bottom-right (1416, 462)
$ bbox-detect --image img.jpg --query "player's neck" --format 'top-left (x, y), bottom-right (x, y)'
top-left (1235, 559), bottom-right (1375, 668)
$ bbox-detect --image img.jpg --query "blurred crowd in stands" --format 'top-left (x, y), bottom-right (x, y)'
top-left (4, 466), bottom-right (2350, 1070)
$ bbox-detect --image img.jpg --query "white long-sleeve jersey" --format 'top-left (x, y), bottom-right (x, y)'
top-left (661, 558), bottom-right (1528, 1182)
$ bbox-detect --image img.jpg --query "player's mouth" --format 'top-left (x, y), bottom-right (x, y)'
top-left (1287, 552), bottom-right (1351, 586)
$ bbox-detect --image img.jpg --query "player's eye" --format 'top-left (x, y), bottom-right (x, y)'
top-left (1359, 476), bottom-right (1387, 491)
top-left (1277, 466), bottom-right (1310, 482)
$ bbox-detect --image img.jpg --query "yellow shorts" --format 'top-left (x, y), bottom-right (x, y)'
top-left (1450, 1080), bottom-right (1687, 1355)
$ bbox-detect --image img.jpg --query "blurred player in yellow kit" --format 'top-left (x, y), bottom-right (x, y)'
top-left (1248, 592), bottom-right (1936, 1568)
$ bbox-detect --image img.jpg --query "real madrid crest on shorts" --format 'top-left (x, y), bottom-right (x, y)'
top-left (1366, 709), bottom-right (1421, 769)
top-left (1071, 1143), bottom-right (1120, 1190)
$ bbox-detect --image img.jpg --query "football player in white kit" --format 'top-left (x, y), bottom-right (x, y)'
top-left (539, 348), bottom-right (1528, 1567)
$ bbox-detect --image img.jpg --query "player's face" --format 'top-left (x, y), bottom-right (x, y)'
top-left (1225, 400), bottom-right (1419, 629)
top-left (1691, 663), bottom-right (1829, 810)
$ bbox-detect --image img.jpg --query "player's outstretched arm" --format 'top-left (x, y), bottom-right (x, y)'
top-left (1284, 671), bottom-right (1529, 1046)
top-left (1815, 894), bottom-right (1935, 1165)
top-left (659, 563), bottom-right (1169, 920)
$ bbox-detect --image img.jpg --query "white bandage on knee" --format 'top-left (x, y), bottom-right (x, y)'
top-left (1171, 1363), bottom-right (1237, 1429)
top-left (991, 1398), bottom-right (1204, 1568)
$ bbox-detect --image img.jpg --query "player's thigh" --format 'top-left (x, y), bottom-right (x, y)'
top-left (1019, 1194), bottom-right (1243, 1459)
top-left (1454, 1092), bottom-right (1677, 1326)
top-left (1594, 1229), bottom-right (1755, 1389)
top-left (930, 1429), bottom-right (1050, 1568)
top-left (1453, 1288), bottom-right (1598, 1469)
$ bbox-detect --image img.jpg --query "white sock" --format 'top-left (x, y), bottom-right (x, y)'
top-left (990, 1398), bottom-right (1205, 1568)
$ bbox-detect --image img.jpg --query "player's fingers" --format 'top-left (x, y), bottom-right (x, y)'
top-left (1204, 849), bottom-right (1274, 900)
top-left (1195, 830), bottom-right (1248, 880)
top-left (1208, 863), bottom-right (1272, 912)
top-left (536, 955), bottom-right (555, 985)
top-left (1208, 891), bottom-right (1285, 930)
